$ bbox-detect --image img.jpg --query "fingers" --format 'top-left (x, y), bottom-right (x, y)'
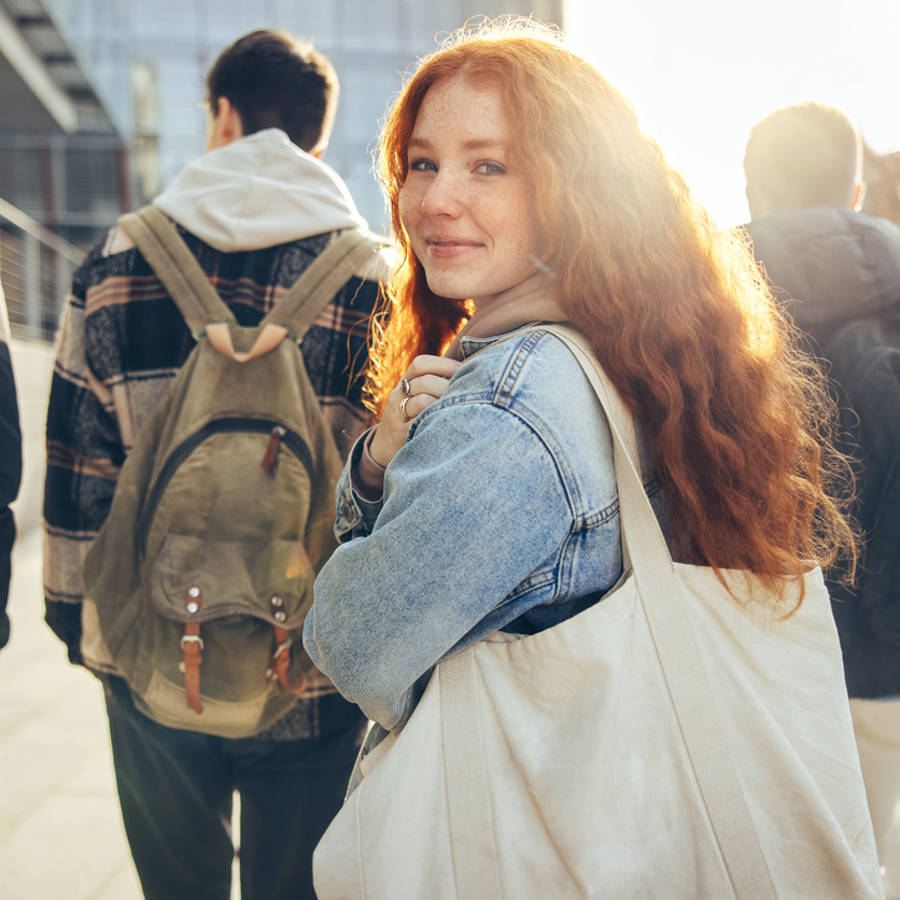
top-left (370, 355), bottom-right (463, 467)
top-left (399, 394), bottom-right (415, 424)
top-left (400, 355), bottom-right (462, 412)
top-left (397, 374), bottom-right (453, 423)
top-left (397, 391), bottom-right (435, 424)
top-left (406, 373), bottom-right (456, 400)
top-left (405, 355), bottom-right (462, 381)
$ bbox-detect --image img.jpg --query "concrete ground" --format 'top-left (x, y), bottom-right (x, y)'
top-left (0, 528), bottom-right (144, 900)
top-left (0, 339), bottom-right (239, 899)
top-left (0, 339), bottom-right (144, 899)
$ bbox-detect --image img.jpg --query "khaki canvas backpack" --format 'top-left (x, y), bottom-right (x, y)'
top-left (83, 205), bottom-right (384, 737)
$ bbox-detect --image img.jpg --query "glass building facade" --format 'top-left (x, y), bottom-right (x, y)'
top-left (68, 0), bottom-right (564, 229)
top-left (0, 0), bottom-right (562, 336)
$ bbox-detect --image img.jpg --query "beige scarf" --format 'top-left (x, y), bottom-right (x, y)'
top-left (443, 290), bottom-right (568, 360)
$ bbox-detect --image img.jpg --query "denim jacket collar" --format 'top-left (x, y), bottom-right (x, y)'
top-left (457, 322), bottom-right (562, 360)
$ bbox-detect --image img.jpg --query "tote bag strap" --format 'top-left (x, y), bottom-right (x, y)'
top-left (541, 324), bottom-right (777, 898)
top-left (439, 324), bottom-right (776, 898)
top-left (440, 650), bottom-right (503, 900)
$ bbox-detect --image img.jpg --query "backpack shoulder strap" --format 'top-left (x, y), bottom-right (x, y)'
top-left (117, 205), bottom-right (235, 337)
top-left (261, 229), bottom-right (388, 342)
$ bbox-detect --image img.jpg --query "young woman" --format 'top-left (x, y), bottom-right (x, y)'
top-left (303, 20), bottom-right (854, 739)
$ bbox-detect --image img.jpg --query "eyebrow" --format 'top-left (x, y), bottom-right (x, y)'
top-left (407, 137), bottom-right (507, 152)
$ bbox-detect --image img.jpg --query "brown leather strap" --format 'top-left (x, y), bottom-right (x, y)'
top-left (182, 623), bottom-right (204, 714)
top-left (272, 627), bottom-right (307, 696)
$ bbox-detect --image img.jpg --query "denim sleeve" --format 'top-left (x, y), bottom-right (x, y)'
top-left (333, 428), bottom-right (385, 542)
top-left (305, 398), bottom-right (572, 731)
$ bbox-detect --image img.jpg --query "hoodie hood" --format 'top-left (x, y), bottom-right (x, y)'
top-left (154, 129), bottom-right (369, 253)
top-left (745, 207), bottom-right (900, 338)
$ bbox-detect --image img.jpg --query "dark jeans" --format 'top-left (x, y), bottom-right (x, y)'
top-left (104, 677), bottom-right (366, 900)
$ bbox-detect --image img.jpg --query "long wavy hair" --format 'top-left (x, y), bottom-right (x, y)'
top-left (369, 17), bottom-right (856, 599)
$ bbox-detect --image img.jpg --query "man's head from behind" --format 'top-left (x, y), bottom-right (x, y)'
top-left (205, 29), bottom-right (338, 156)
top-left (744, 102), bottom-right (863, 219)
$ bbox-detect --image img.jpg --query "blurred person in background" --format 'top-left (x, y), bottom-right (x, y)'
top-left (863, 143), bottom-right (900, 227)
top-left (43, 28), bottom-right (390, 900)
top-left (744, 101), bottom-right (900, 891)
top-left (0, 271), bottom-right (21, 650)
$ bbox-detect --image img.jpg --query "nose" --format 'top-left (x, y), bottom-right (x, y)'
top-left (419, 169), bottom-right (463, 218)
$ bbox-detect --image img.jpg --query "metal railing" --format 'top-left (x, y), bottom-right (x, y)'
top-left (0, 197), bottom-right (85, 342)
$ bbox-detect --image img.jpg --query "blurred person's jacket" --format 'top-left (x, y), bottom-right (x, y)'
top-left (0, 276), bottom-right (22, 649)
top-left (745, 206), bottom-right (900, 698)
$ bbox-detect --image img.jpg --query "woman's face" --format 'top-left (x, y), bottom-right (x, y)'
top-left (398, 74), bottom-right (541, 310)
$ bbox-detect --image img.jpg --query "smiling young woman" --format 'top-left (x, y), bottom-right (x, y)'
top-left (396, 74), bottom-right (543, 309)
top-left (304, 11), bottom-right (861, 744)
top-left (303, 16), bottom-right (872, 899)
top-left (356, 20), bottom-right (855, 590)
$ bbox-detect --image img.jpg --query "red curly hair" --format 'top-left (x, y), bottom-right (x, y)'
top-left (368, 18), bottom-right (856, 599)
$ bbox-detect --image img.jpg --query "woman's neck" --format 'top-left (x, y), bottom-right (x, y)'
top-left (444, 273), bottom-right (567, 359)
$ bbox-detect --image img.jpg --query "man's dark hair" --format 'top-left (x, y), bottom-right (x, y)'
top-left (744, 102), bottom-right (861, 216)
top-left (206, 29), bottom-right (338, 154)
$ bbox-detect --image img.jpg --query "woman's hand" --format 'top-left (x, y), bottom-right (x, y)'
top-left (369, 355), bottom-right (462, 467)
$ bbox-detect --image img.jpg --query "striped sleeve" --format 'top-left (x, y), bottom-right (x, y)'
top-left (43, 279), bottom-right (123, 663)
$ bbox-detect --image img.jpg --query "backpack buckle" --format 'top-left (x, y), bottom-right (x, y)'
top-left (272, 637), bottom-right (294, 660)
top-left (270, 627), bottom-right (307, 696)
top-left (181, 625), bottom-right (205, 715)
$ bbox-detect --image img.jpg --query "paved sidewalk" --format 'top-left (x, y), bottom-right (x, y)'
top-left (0, 337), bottom-right (141, 898)
top-left (0, 529), bottom-right (143, 900)
top-left (0, 338), bottom-right (240, 899)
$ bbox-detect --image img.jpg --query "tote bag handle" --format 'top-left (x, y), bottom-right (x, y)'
top-left (440, 325), bottom-right (776, 899)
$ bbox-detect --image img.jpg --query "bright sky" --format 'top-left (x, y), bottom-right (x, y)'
top-left (565, 0), bottom-right (900, 227)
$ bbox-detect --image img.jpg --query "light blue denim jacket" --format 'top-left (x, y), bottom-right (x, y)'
top-left (303, 327), bottom-right (666, 732)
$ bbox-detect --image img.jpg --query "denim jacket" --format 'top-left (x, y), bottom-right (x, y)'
top-left (304, 326), bottom-right (666, 732)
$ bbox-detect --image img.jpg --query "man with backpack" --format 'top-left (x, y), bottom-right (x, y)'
top-left (43, 29), bottom-right (391, 900)
top-left (743, 101), bottom-right (900, 890)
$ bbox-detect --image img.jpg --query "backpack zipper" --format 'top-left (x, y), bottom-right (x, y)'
top-left (261, 425), bottom-right (287, 474)
top-left (138, 417), bottom-right (314, 556)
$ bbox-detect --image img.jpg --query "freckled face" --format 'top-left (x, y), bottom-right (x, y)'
top-left (398, 74), bottom-right (541, 310)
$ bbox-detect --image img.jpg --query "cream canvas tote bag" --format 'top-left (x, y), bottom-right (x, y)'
top-left (313, 326), bottom-right (883, 899)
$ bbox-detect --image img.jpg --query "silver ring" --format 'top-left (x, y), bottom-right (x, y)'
top-left (400, 376), bottom-right (411, 397)
top-left (399, 395), bottom-right (413, 423)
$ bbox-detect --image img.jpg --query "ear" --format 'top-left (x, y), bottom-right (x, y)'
top-left (850, 181), bottom-right (865, 211)
top-left (206, 96), bottom-right (244, 150)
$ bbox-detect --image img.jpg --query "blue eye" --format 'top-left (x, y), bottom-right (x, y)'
top-left (474, 161), bottom-right (506, 175)
top-left (409, 158), bottom-right (437, 172)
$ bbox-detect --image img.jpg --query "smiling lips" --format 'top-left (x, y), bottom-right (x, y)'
top-left (426, 238), bottom-right (483, 259)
